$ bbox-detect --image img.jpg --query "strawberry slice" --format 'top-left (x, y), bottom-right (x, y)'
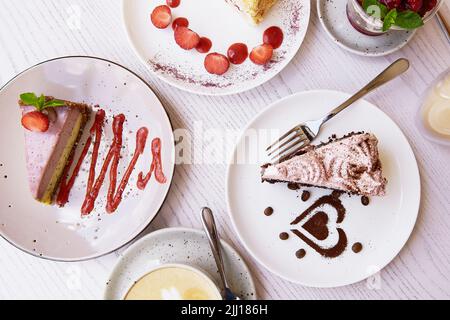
top-left (21, 111), bottom-right (50, 133)
top-left (204, 53), bottom-right (230, 75)
top-left (250, 44), bottom-right (274, 65)
top-left (166, 0), bottom-right (180, 8)
top-left (172, 17), bottom-right (189, 30)
top-left (196, 37), bottom-right (212, 53)
top-left (174, 26), bottom-right (200, 50)
top-left (151, 5), bottom-right (172, 29)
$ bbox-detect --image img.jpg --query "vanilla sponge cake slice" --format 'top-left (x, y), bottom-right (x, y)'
top-left (226, 0), bottom-right (278, 24)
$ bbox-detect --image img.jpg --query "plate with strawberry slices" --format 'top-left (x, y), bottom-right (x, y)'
top-left (122, 0), bottom-right (310, 95)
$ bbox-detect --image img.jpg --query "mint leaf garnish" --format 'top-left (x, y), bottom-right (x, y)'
top-left (43, 99), bottom-right (65, 108)
top-left (395, 10), bottom-right (424, 29)
top-left (362, 0), bottom-right (424, 31)
top-left (19, 92), bottom-right (65, 112)
top-left (19, 93), bottom-right (38, 106)
top-left (363, 0), bottom-right (387, 19)
top-left (383, 9), bottom-right (398, 32)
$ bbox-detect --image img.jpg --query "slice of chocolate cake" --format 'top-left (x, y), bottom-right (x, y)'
top-left (262, 133), bottom-right (387, 196)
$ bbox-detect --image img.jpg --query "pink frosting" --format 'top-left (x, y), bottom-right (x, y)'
top-left (262, 133), bottom-right (387, 196)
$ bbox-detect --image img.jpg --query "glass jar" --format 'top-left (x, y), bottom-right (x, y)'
top-left (417, 68), bottom-right (450, 146)
top-left (346, 0), bottom-right (444, 36)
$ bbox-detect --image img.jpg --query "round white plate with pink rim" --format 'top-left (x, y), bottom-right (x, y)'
top-left (0, 56), bottom-right (175, 261)
top-left (226, 90), bottom-right (421, 288)
top-left (122, 0), bottom-right (310, 96)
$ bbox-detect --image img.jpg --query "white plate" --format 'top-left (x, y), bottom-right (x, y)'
top-left (226, 90), bottom-right (421, 287)
top-left (122, 0), bottom-right (310, 95)
top-left (0, 56), bottom-right (175, 261)
top-left (104, 227), bottom-right (257, 300)
top-left (317, 0), bottom-right (416, 57)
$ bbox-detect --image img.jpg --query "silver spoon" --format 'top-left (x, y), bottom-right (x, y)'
top-left (201, 207), bottom-right (240, 300)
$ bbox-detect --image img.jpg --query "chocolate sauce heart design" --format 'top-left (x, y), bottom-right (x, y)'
top-left (291, 191), bottom-right (348, 258)
top-left (302, 211), bottom-right (329, 241)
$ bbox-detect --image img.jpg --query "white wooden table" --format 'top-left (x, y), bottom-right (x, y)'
top-left (0, 0), bottom-right (449, 300)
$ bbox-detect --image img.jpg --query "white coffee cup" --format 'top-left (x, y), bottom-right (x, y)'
top-left (124, 263), bottom-right (222, 300)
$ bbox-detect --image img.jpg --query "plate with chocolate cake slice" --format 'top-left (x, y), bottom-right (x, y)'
top-left (226, 90), bottom-right (421, 287)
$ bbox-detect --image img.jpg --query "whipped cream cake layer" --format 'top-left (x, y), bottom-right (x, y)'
top-left (262, 133), bottom-right (387, 196)
top-left (226, 0), bottom-right (278, 24)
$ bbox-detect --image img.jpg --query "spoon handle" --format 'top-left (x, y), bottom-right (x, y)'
top-left (201, 207), bottom-right (229, 293)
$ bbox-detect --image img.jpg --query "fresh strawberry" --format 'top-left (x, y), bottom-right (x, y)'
top-left (151, 5), bottom-right (172, 29)
top-left (405, 0), bottom-right (423, 12)
top-left (172, 17), bottom-right (189, 30)
top-left (196, 37), bottom-right (212, 53)
top-left (263, 26), bottom-right (284, 49)
top-left (249, 44), bottom-right (274, 65)
top-left (174, 26), bottom-right (200, 50)
top-left (227, 43), bottom-right (248, 65)
top-left (166, 0), bottom-right (180, 8)
top-left (419, 0), bottom-right (437, 15)
top-left (380, 0), bottom-right (402, 9)
top-left (204, 53), bottom-right (230, 75)
top-left (21, 111), bottom-right (50, 133)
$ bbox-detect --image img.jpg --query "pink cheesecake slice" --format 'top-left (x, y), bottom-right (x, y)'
top-left (262, 133), bottom-right (388, 197)
top-left (20, 98), bottom-right (90, 204)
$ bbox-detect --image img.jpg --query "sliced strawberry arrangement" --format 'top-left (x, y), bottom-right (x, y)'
top-left (150, 2), bottom-right (285, 76)
top-left (250, 44), bottom-right (274, 65)
top-left (21, 111), bottom-right (50, 133)
top-left (151, 5), bottom-right (172, 29)
top-left (166, 0), bottom-right (180, 8)
top-left (204, 53), bottom-right (230, 75)
top-left (172, 17), bottom-right (189, 30)
top-left (196, 37), bottom-right (212, 53)
top-left (174, 26), bottom-right (200, 50)
top-left (227, 43), bottom-right (248, 65)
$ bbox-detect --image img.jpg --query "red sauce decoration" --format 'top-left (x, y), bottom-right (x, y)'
top-left (105, 127), bottom-right (149, 214)
top-left (196, 37), bottom-right (213, 54)
top-left (227, 43), bottom-right (248, 65)
top-left (263, 26), bottom-right (284, 49)
top-left (57, 110), bottom-right (106, 207)
top-left (81, 115), bottom-right (149, 215)
top-left (137, 138), bottom-right (167, 190)
top-left (57, 109), bottom-right (166, 216)
top-left (166, 0), bottom-right (180, 8)
top-left (172, 17), bottom-right (189, 30)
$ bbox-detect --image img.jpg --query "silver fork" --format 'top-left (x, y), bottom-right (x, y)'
top-left (266, 58), bottom-right (410, 163)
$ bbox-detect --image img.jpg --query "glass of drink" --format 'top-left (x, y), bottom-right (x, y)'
top-left (417, 68), bottom-right (450, 146)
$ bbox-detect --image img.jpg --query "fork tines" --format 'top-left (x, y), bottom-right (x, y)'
top-left (266, 126), bottom-right (310, 162)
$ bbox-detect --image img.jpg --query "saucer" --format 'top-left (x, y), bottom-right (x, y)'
top-left (317, 0), bottom-right (416, 57)
top-left (104, 227), bottom-right (257, 300)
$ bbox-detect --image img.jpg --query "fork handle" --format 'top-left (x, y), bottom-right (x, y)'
top-left (321, 58), bottom-right (410, 124)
